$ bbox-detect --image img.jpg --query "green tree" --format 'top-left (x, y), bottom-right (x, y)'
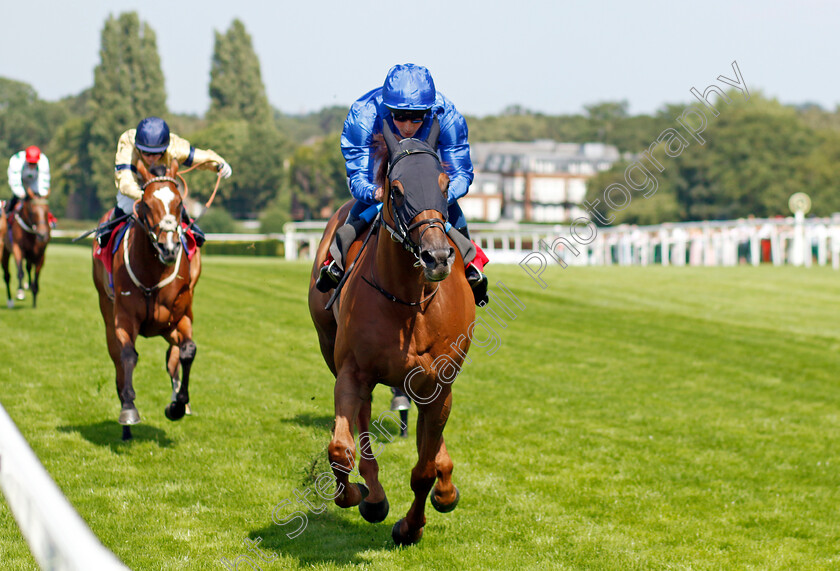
top-left (186, 120), bottom-right (290, 217)
top-left (87, 12), bottom-right (167, 211)
top-left (0, 78), bottom-right (70, 185)
top-left (208, 19), bottom-right (271, 125)
top-left (287, 132), bottom-right (349, 219)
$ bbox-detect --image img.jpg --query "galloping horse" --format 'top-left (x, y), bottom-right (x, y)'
top-left (2, 189), bottom-right (51, 308)
top-left (93, 159), bottom-right (201, 440)
top-left (308, 120), bottom-right (475, 545)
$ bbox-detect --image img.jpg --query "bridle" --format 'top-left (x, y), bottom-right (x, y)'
top-left (360, 141), bottom-right (449, 307)
top-left (133, 176), bottom-right (185, 265)
top-left (382, 145), bottom-right (448, 261)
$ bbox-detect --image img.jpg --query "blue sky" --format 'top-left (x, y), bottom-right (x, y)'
top-left (2, 0), bottom-right (837, 117)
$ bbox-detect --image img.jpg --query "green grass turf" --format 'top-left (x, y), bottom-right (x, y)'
top-left (1, 245), bottom-right (839, 570)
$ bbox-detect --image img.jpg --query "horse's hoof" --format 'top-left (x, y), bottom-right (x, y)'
top-left (15, 290), bottom-right (24, 301)
top-left (118, 407), bottom-right (140, 425)
top-left (359, 490), bottom-right (389, 523)
top-left (6, 300), bottom-right (12, 309)
top-left (391, 519), bottom-right (423, 546)
top-left (431, 486), bottom-right (460, 513)
top-left (185, 403), bottom-right (192, 416)
top-left (122, 426), bottom-right (133, 441)
top-left (165, 401), bottom-right (186, 421)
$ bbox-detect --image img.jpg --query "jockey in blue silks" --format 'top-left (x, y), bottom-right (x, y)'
top-left (316, 63), bottom-right (489, 306)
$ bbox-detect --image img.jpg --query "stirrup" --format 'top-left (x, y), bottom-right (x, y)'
top-left (465, 264), bottom-right (489, 306)
top-left (316, 260), bottom-right (343, 293)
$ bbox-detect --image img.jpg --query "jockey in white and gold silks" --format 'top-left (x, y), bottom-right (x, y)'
top-left (98, 116), bottom-right (232, 247)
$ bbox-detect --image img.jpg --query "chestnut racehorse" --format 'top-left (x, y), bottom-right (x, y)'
top-left (93, 159), bottom-right (201, 440)
top-left (308, 119), bottom-right (475, 545)
top-left (3, 189), bottom-right (51, 308)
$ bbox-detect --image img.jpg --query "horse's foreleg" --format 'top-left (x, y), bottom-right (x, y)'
top-left (165, 318), bottom-right (194, 421)
top-left (392, 388), bottom-right (453, 546)
top-left (329, 370), bottom-right (367, 509)
top-left (113, 316), bottom-right (140, 427)
top-left (2, 248), bottom-right (12, 308)
top-left (355, 398), bottom-right (389, 523)
top-left (12, 244), bottom-right (24, 301)
top-left (430, 437), bottom-right (460, 513)
top-left (30, 254), bottom-right (44, 308)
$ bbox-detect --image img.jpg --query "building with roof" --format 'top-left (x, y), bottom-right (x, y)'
top-left (460, 141), bottom-right (620, 222)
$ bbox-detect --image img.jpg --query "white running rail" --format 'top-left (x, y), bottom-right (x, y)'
top-left (0, 402), bottom-right (129, 570)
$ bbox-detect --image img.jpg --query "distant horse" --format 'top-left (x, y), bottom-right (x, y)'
top-left (3, 189), bottom-right (51, 308)
top-left (92, 159), bottom-right (201, 440)
top-left (308, 119), bottom-right (475, 545)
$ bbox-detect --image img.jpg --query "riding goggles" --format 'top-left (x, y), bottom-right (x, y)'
top-left (389, 108), bottom-right (428, 123)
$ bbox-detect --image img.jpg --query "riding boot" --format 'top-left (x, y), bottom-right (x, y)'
top-left (316, 213), bottom-right (366, 292)
top-left (5, 196), bottom-right (19, 215)
top-left (448, 225), bottom-right (489, 306)
top-left (96, 206), bottom-right (126, 249)
top-left (181, 207), bottom-right (205, 247)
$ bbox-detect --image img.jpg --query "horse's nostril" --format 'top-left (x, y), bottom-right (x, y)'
top-left (421, 251), bottom-right (436, 266)
top-left (448, 248), bottom-right (455, 260)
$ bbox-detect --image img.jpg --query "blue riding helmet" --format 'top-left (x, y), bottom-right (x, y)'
top-left (135, 117), bottom-right (170, 153)
top-left (382, 64), bottom-right (436, 110)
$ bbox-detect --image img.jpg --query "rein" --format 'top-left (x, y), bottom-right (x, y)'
top-left (173, 160), bottom-right (224, 211)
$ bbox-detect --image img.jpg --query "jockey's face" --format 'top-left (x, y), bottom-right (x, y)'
top-left (140, 150), bottom-right (164, 166)
top-left (393, 117), bottom-right (423, 139)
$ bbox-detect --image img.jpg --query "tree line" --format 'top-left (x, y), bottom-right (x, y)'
top-left (2, 12), bottom-right (839, 229)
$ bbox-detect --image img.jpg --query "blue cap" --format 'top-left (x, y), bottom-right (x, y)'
top-left (135, 117), bottom-right (170, 153)
top-left (382, 64), bottom-right (436, 110)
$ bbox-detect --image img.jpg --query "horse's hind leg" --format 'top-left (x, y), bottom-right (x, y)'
top-left (392, 388), bottom-right (454, 546)
top-left (166, 346), bottom-right (191, 416)
top-left (355, 397), bottom-right (389, 523)
top-left (165, 319), bottom-right (195, 421)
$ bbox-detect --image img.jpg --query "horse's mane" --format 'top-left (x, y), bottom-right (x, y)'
top-left (373, 133), bottom-right (389, 188)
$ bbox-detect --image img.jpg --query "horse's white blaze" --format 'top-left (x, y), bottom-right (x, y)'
top-left (153, 187), bottom-right (177, 216)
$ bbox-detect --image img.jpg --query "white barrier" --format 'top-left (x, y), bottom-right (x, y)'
top-left (0, 402), bottom-right (129, 570)
top-left (55, 216), bottom-right (840, 267)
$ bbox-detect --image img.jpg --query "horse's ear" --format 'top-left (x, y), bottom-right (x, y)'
top-left (135, 160), bottom-right (151, 183)
top-left (381, 118), bottom-right (399, 157)
top-left (167, 158), bottom-right (178, 178)
top-left (426, 117), bottom-right (440, 150)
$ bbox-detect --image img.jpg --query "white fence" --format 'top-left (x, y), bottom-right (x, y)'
top-left (0, 402), bottom-right (129, 569)
top-left (56, 216), bottom-right (839, 268)
top-left (280, 217), bottom-right (840, 267)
